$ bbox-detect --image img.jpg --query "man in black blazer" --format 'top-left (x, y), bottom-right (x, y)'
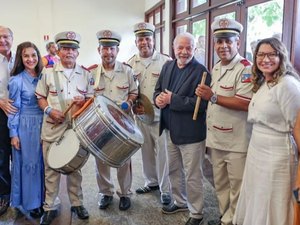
top-left (154, 32), bottom-right (211, 225)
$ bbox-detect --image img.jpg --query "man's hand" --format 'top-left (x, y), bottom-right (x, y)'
top-left (161, 89), bottom-right (172, 104)
top-left (11, 137), bottom-right (20, 150)
top-left (0, 98), bottom-right (18, 115)
top-left (73, 96), bottom-right (85, 107)
top-left (195, 84), bottom-right (213, 101)
top-left (49, 109), bottom-right (65, 124)
top-left (132, 103), bottom-right (145, 115)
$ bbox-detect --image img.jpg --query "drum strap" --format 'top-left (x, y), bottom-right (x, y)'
top-left (53, 71), bottom-right (66, 113)
top-left (94, 65), bottom-right (102, 90)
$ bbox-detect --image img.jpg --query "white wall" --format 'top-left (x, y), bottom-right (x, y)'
top-left (145, 0), bottom-right (161, 11)
top-left (0, 0), bottom-right (145, 66)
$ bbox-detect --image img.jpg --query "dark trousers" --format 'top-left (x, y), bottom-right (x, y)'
top-left (0, 109), bottom-right (11, 197)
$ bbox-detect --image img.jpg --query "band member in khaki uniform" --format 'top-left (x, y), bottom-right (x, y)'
top-left (89, 30), bottom-right (138, 211)
top-left (196, 18), bottom-right (253, 225)
top-left (127, 22), bottom-right (171, 205)
top-left (35, 31), bottom-right (90, 225)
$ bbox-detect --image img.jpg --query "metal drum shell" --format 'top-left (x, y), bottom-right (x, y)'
top-left (73, 96), bottom-right (144, 168)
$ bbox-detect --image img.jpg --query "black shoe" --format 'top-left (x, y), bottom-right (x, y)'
top-left (0, 198), bottom-right (9, 217)
top-left (40, 210), bottom-right (57, 225)
top-left (119, 197), bottom-right (131, 211)
top-left (30, 207), bottom-right (44, 218)
top-left (160, 193), bottom-right (171, 205)
top-left (162, 203), bottom-right (188, 214)
top-left (98, 195), bottom-right (113, 209)
top-left (71, 205), bottom-right (89, 220)
top-left (135, 185), bottom-right (159, 194)
top-left (185, 217), bottom-right (204, 225)
top-left (207, 219), bottom-right (221, 225)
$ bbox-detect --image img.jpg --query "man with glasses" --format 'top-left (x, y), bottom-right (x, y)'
top-left (0, 25), bottom-right (16, 217)
top-left (195, 18), bottom-right (253, 225)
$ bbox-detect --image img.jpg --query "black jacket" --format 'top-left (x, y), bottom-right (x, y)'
top-left (153, 58), bottom-right (211, 145)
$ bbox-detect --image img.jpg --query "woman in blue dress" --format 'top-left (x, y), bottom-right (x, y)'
top-left (8, 42), bottom-right (44, 218)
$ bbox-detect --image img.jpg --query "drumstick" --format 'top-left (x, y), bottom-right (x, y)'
top-left (72, 97), bottom-right (94, 119)
top-left (51, 101), bottom-right (75, 129)
top-left (193, 72), bottom-right (207, 121)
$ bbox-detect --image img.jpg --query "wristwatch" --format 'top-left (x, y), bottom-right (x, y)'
top-left (210, 93), bottom-right (218, 104)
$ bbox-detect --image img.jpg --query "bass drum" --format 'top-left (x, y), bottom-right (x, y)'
top-left (73, 95), bottom-right (144, 168)
top-left (47, 129), bottom-right (90, 174)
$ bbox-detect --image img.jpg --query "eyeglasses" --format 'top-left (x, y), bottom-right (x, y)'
top-left (0, 35), bottom-right (12, 40)
top-left (256, 51), bottom-right (279, 60)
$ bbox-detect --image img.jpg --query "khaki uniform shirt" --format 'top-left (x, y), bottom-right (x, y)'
top-left (127, 50), bottom-right (170, 121)
top-left (0, 52), bottom-right (15, 99)
top-left (89, 61), bottom-right (138, 104)
top-left (206, 54), bottom-right (253, 153)
top-left (35, 62), bottom-right (91, 142)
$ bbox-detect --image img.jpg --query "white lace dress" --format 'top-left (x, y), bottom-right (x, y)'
top-left (233, 76), bottom-right (300, 225)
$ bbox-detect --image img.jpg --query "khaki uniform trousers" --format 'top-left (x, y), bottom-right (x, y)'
top-left (137, 119), bottom-right (170, 193)
top-left (166, 131), bottom-right (205, 219)
top-left (42, 141), bottom-right (83, 211)
top-left (209, 148), bottom-right (247, 225)
top-left (95, 158), bottom-right (132, 197)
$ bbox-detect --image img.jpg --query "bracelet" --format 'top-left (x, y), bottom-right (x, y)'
top-left (44, 106), bottom-right (52, 115)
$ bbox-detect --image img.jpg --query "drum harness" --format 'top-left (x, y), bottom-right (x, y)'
top-left (52, 71), bottom-right (73, 132)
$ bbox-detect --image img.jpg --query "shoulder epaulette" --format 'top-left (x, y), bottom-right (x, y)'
top-left (82, 64), bottom-right (98, 72)
top-left (127, 55), bottom-right (135, 62)
top-left (240, 59), bottom-right (251, 67)
top-left (162, 53), bottom-right (170, 58)
top-left (123, 62), bottom-right (132, 68)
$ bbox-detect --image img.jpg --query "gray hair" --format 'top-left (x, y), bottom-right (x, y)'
top-left (173, 32), bottom-right (195, 48)
top-left (0, 25), bottom-right (13, 37)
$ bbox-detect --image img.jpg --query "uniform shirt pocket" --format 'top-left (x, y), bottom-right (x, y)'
top-left (212, 121), bottom-right (233, 133)
top-left (218, 83), bottom-right (235, 97)
top-left (151, 71), bottom-right (160, 86)
top-left (116, 79), bottom-right (129, 101)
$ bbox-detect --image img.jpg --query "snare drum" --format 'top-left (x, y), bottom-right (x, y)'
top-left (73, 95), bottom-right (144, 168)
top-left (47, 129), bottom-right (90, 174)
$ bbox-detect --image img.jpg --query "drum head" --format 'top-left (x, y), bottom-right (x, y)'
top-left (94, 96), bottom-right (144, 144)
top-left (48, 129), bottom-right (80, 169)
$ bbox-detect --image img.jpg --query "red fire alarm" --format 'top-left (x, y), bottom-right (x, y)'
top-left (43, 35), bottom-right (49, 41)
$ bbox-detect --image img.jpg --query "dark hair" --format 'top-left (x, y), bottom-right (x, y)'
top-left (46, 41), bottom-right (55, 50)
top-left (11, 42), bottom-right (43, 76)
top-left (252, 37), bottom-right (299, 92)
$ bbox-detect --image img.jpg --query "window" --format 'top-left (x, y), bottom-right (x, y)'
top-left (170, 0), bottom-right (293, 70)
top-left (245, 0), bottom-right (284, 61)
top-left (145, 1), bottom-right (166, 54)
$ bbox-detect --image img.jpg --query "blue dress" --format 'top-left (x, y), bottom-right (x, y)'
top-left (8, 71), bottom-right (44, 211)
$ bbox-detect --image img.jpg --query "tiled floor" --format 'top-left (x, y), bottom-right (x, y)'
top-left (0, 150), bottom-right (220, 225)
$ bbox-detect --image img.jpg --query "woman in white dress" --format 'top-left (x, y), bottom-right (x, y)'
top-left (233, 37), bottom-right (300, 225)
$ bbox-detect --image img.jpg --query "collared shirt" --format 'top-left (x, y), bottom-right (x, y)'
top-left (35, 62), bottom-right (91, 142)
top-left (0, 52), bottom-right (15, 99)
top-left (8, 70), bottom-right (41, 137)
top-left (248, 76), bottom-right (300, 133)
top-left (206, 53), bottom-right (253, 152)
top-left (89, 61), bottom-right (138, 104)
top-left (127, 50), bottom-right (171, 121)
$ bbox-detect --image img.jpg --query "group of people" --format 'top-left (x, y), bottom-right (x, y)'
top-left (0, 16), bottom-right (299, 225)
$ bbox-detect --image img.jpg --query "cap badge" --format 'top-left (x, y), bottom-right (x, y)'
top-left (219, 19), bottom-right (229, 28)
top-left (66, 32), bottom-right (76, 40)
top-left (103, 30), bottom-right (112, 38)
top-left (138, 23), bottom-right (147, 29)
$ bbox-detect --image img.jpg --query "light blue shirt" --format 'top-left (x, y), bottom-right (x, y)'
top-left (8, 70), bottom-right (41, 137)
